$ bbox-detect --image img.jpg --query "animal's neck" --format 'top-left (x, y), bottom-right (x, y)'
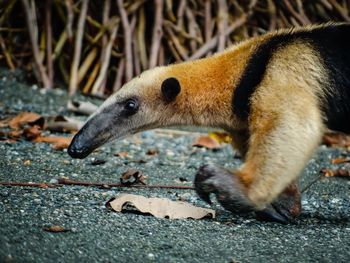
top-left (164, 40), bottom-right (254, 130)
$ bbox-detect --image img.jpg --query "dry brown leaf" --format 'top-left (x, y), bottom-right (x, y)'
top-left (8, 112), bottom-right (44, 129)
top-left (0, 117), bottom-right (11, 128)
top-left (34, 136), bottom-right (72, 150)
top-left (23, 125), bottom-right (42, 140)
top-left (43, 225), bottom-right (70, 233)
top-left (7, 130), bottom-right (23, 139)
top-left (146, 149), bottom-right (159, 156)
top-left (67, 100), bottom-right (98, 116)
top-left (114, 151), bottom-right (129, 158)
top-left (45, 115), bottom-right (83, 132)
top-left (107, 194), bottom-right (215, 219)
top-left (192, 135), bottom-right (222, 149)
top-left (120, 169), bottom-right (146, 185)
top-left (331, 157), bottom-right (350, 165)
top-left (321, 168), bottom-right (350, 179)
top-left (208, 131), bottom-right (232, 144)
top-left (322, 132), bottom-right (350, 148)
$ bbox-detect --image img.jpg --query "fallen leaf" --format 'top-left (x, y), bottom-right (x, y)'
top-left (23, 125), bottom-right (42, 140)
top-left (45, 115), bottom-right (83, 132)
top-left (146, 149), bottom-right (159, 156)
top-left (120, 169), bottom-right (146, 185)
top-left (43, 225), bottom-right (70, 233)
top-left (322, 132), bottom-right (350, 148)
top-left (34, 136), bottom-right (72, 150)
top-left (107, 194), bottom-right (215, 219)
top-left (321, 168), bottom-right (350, 179)
top-left (0, 117), bottom-right (10, 128)
top-left (208, 131), bottom-right (232, 144)
top-left (67, 100), bottom-right (98, 116)
top-left (192, 135), bottom-right (222, 149)
top-left (331, 157), bottom-right (350, 165)
top-left (7, 130), bottom-right (23, 139)
top-left (114, 151), bottom-right (129, 158)
top-left (8, 112), bottom-right (44, 129)
top-left (23, 160), bottom-right (31, 166)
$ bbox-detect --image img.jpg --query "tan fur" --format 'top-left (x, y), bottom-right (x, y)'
top-left (239, 41), bottom-right (326, 208)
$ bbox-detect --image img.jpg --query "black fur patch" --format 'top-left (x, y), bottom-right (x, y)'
top-left (233, 23), bottom-right (350, 133)
top-left (233, 34), bottom-right (292, 120)
top-left (161, 77), bottom-right (181, 102)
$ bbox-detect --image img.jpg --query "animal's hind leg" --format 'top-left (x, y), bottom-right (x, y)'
top-left (195, 101), bottom-right (323, 223)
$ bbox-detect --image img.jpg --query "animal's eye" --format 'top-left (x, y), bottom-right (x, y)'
top-left (123, 98), bottom-right (139, 115)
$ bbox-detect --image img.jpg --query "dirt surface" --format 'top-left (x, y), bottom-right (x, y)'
top-left (1, 70), bottom-right (350, 263)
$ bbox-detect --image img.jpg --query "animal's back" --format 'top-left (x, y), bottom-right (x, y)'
top-left (305, 23), bottom-right (350, 133)
top-left (233, 23), bottom-right (350, 133)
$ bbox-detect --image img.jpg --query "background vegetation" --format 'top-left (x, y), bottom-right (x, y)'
top-left (0, 0), bottom-right (349, 96)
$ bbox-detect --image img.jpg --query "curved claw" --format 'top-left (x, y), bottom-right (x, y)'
top-left (196, 189), bottom-right (212, 205)
top-left (256, 181), bottom-right (301, 224)
top-left (194, 164), bottom-right (254, 214)
top-left (255, 206), bottom-right (289, 224)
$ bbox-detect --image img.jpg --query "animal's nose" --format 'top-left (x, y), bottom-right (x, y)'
top-left (67, 138), bottom-right (91, 159)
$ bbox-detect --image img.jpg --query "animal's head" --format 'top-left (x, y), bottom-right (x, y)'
top-left (67, 67), bottom-right (182, 159)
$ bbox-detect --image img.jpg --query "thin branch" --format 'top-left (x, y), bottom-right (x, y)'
top-left (149, 0), bottom-right (163, 68)
top-left (0, 180), bottom-right (195, 190)
top-left (68, 0), bottom-right (89, 96)
top-left (91, 17), bottom-right (119, 95)
top-left (113, 58), bottom-right (125, 92)
top-left (21, 0), bottom-right (51, 89)
top-left (117, 0), bottom-right (133, 81)
top-left (217, 0), bottom-right (228, 52)
top-left (46, 0), bottom-right (54, 88)
top-left (189, 14), bottom-right (247, 60)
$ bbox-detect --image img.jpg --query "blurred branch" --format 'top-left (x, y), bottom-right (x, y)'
top-left (69, 0), bottom-right (89, 96)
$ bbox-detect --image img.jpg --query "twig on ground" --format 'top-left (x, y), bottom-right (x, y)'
top-left (0, 179), bottom-right (195, 190)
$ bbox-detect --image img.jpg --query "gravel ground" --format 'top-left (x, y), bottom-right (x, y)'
top-left (1, 70), bottom-right (350, 263)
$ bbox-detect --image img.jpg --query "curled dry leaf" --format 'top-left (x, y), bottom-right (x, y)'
top-left (43, 225), bottom-right (70, 233)
top-left (146, 149), bottom-right (159, 156)
top-left (34, 136), bottom-right (72, 150)
top-left (45, 115), bottom-right (83, 132)
top-left (114, 151), bottom-right (129, 158)
top-left (331, 157), bottom-right (350, 165)
top-left (322, 132), bottom-right (350, 148)
top-left (192, 135), bottom-right (222, 149)
top-left (23, 125), bottom-right (42, 140)
top-left (107, 194), bottom-right (215, 220)
top-left (120, 169), bottom-right (146, 185)
top-left (67, 100), bottom-right (98, 116)
top-left (8, 112), bottom-right (44, 129)
top-left (208, 131), bottom-right (232, 144)
top-left (321, 168), bottom-right (350, 179)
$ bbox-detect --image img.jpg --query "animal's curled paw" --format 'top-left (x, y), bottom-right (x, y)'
top-left (194, 164), bottom-right (301, 224)
top-left (256, 182), bottom-right (301, 224)
top-left (194, 164), bottom-right (254, 214)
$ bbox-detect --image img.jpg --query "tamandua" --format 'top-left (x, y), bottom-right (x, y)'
top-left (68, 23), bottom-right (350, 223)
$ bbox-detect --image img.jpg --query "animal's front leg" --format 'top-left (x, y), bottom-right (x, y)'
top-left (195, 100), bottom-right (322, 223)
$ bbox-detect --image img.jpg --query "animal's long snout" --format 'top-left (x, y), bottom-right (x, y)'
top-left (68, 125), bottom-right (95, 159)
top-left (67, 113), bottom-right (111, 159)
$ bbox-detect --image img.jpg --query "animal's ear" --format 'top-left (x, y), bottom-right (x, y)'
top-left (161, 77), bottom-right (181, 102)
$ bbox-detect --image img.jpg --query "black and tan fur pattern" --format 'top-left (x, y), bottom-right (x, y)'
top-left (68, 23), bottom-right (350, 223)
